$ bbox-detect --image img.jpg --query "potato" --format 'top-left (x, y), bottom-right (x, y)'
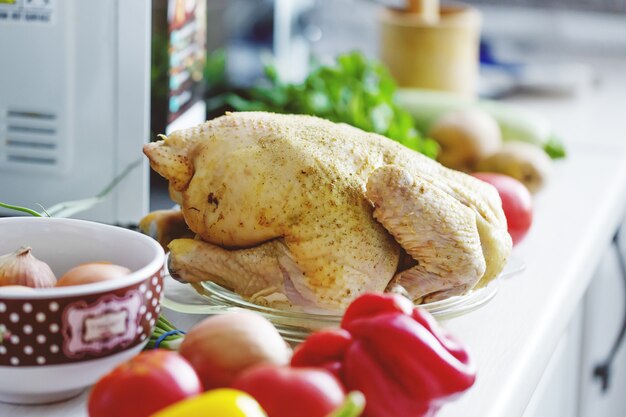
top-left (429, 108), bottom-right (502, 172)
top-left (476, 142), bottom-right (552, 193)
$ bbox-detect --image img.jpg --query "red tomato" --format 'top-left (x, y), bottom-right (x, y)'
top-left (231, 365), bottom-right (345, 417)
top-left (472, 172), bottom-right (533, 245)
top-left (88, 350), bottom-right (203, 417)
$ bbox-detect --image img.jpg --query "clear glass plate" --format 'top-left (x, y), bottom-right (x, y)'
top-left (162, 255), bottom-right (525, 343)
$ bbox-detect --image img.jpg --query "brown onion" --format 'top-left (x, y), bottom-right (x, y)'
top-left (56, 262), bottom-right (131, 287)
top-left (179, 312), bottom-right (291, 390)
top-left (0, 246), bottom-right (56, 288)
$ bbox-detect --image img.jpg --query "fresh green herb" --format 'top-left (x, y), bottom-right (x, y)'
top-left (218, 52), bottom-right (438, 158)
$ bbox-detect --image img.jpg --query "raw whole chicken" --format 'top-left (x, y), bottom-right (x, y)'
top-left (142, 112), bottom-right (512, 312)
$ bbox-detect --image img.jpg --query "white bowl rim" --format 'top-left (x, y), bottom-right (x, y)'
top-left (0, 217), bottom-right (165, 299)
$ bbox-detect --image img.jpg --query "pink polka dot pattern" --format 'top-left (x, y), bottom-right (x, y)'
top-left (0, 270), bottom-right (163, 366)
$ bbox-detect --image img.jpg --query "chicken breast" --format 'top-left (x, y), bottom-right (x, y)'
top-left (143, 112), bottom-right (511, 311)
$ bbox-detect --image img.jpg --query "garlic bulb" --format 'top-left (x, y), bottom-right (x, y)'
top-left (0, 246), bottom-right (57, 288)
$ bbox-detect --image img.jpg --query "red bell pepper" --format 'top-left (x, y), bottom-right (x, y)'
top-left (291, 293), bottom-right (476, 417)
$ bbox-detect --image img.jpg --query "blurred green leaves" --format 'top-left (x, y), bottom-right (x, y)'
top-left (216, 52), bottom-right (438, 158)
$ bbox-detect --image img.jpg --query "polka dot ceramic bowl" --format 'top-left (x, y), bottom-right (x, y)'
top-left (0, 217), bottom-right (165, 404)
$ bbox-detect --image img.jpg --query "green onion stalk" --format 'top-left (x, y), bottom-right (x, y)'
top-left (0, 158), bottom-right (142, 218)
top-left (146, 315), bottom-right (186, 350)
top-left (0, 202), bottom-right (43, 217)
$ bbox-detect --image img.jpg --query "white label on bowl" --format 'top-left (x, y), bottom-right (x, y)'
top-left (83, 310), bottom-right (129, 342)
top-left (62, 291), bottom-right (143, 358)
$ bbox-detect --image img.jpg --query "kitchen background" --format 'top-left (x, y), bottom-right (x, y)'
top-left (202, 0), bottom-right (626, 88)
top-left (1, 1), bottom-right (626, 416)
top-left (148, 0), bottom-right (626, 209)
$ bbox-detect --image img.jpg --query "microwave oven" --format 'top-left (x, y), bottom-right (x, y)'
top-left (0, 0), bottom-right (152, 224)
top-left (0, 0), bottom-right (312, 225)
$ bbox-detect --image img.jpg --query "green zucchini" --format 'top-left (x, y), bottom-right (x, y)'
top-left (396, 88), bottom-right (566, 159)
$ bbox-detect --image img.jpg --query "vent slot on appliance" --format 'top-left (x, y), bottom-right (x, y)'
top-left (8, 125), bottom-right (56, 135)
top-left (2, 109), bottom-right (60, 169)
top-left (7, 155), bottom-right (56, 165)
top-left (7, 110), bottom-right (56, 120)
top-left (6, 140), bottom-right (56, 149)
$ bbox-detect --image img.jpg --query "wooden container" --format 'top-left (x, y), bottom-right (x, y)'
top-left (379, 3), bottom-right (482, 97)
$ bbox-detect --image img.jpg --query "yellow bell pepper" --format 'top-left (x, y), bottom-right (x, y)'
top-left (151, 388), bottom-right (267, 417)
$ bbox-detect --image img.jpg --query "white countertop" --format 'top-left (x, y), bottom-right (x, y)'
top-left (437, 51), bottom-right (626, 417)
top-left (4, 57), bottom-right (626, 417)
top-left (438, 142), bottom-right (626, 417)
